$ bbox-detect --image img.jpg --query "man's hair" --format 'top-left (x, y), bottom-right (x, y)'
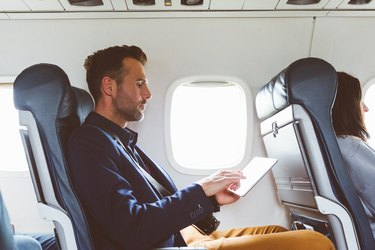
top-left (332, 71), bottom-right (369, 141)
top-left (84, 45), bottom-right (147, 102)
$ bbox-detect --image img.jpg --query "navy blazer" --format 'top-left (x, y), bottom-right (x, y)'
top-left (67, 112), bottom-right (215, 250)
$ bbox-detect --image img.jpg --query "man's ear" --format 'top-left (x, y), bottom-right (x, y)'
top-left (101, 76), bottom-right (115, 97)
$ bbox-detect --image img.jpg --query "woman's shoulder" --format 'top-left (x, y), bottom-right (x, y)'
top-left (336, 135), bottom-right (362, 156)
top-left (337, 135), bottom-right (363, 144)
top-left (337, 135), bottom-right (375, 157)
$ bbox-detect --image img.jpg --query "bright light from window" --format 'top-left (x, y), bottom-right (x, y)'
top-left (0, 86), bottom-right (28, 172)
top-left (170, 82), bottom-right (247, 170)
top-left (364, 84), bottom-right (375, 148)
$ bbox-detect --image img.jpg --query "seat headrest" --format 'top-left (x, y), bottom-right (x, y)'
top-left (72, 87), bottom-right (94, 124)
top-left (255, 57), bottom-right (337, 120)
top-left (13, 63), bottom-right (76, 122)
top-left (14, 64), bottom-right (94, 128)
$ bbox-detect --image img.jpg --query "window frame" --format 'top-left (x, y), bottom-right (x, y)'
top-left (0, 76), bottom-right (16, 85)
top-left (0, 75), bottom-right (30, 172)
top-left (362, 77), bottom-right (375, 95)
top-left (164, 75), bottom-right (254, 175)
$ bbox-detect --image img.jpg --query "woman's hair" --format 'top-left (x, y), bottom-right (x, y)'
top-left (332, 71), bottom-right (369, 141)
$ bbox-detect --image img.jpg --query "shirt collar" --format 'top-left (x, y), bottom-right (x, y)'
top-left (84, 111), bottom-right (138, 148)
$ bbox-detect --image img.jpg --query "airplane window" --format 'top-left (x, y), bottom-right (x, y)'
top-left (364, 83), bottom-right (375, 148)
top-left (0, 83), bottom-right (28, 172)
top-left (166, 78), bottom-right (251, 174)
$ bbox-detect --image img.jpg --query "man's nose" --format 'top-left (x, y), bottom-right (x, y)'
top-left (143, 85), bottom-right (152, 100)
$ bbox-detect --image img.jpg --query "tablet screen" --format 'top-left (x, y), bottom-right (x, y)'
top-left (230, 157), bottom-right (278, 197)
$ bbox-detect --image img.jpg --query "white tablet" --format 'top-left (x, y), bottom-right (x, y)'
top-left (230, 157), bottom-right (278, 197)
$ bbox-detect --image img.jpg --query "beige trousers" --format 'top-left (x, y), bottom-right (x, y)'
top-left (181, 225), bottom-right (335, 250)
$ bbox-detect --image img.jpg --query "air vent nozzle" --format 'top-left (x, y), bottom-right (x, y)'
top-left (68, 0), bottom-right (104, 6)
top-left (348, 0), bottom-right (371, 4)
top-left (181, 0), bottom-right (203, 5)
top-left (133, 0), bottom-right (156, 5)
top-left (286, 0), bottom-right (320, 5)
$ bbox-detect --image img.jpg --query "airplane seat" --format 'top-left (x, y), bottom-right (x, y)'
top-left (13, 63), bottom-right (207, 250)
top-left (13, 63), bottom-right (95, 250)
top-left (255, 57), bottom-right (375, 250)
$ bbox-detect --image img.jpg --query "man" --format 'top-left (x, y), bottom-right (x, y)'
top-left (67, 45), bottom-right (335, 250)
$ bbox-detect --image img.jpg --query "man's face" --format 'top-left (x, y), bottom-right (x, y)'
top-left (112, 57), bottom-right (152, 122)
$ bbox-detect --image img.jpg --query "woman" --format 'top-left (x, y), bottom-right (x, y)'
top-left (332, 71), bottom-right (375, 238)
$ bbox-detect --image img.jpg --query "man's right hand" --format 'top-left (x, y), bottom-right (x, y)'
top-left (195, 170), bottom-right (245, 206)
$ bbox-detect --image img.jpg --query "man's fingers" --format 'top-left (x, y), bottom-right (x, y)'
top-left (196, 169), bottom-right (246, 196)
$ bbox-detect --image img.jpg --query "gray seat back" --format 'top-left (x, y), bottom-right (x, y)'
top-left (255, 57), bottom-right (375, 250)
top-left (13, 63), bottom-right (95, 250)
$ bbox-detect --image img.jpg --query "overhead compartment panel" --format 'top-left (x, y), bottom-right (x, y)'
top-left (209, 0), bottom-right (245, 10)
top-left (23, 0), bottom-right (64, 11)
top-left (243, 0), bottom-right (279, 10)
top-left (323, 0), bottom-right (344, 9)
top-left (0, 0), bottom-right (30, 11)
top-left (125, 0), bottom-right (210, 10)
top-left (111, 0), bottom-right (128, 10)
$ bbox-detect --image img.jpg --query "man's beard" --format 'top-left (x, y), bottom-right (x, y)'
top-left (114, 100), bottom-right (144, 122)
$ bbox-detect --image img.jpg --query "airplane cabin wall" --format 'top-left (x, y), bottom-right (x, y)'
top-left (3, 15), bottom-right (373, 233)
top-left (311, 17), bottom-right (375, 87)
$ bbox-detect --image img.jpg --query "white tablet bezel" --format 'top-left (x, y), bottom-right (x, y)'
top-left (230, 157), bottom-right (278, 197)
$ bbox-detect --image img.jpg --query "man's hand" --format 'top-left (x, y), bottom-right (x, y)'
top-left (195, 170), bottom-right (245, 206)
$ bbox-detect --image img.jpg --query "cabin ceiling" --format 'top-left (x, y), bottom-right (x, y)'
top-left (1, 0), bottom-right (375, 18)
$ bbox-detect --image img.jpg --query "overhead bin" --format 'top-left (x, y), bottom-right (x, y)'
top-left (23, 0), bottom-right (64, 11)
top-left (242, 0), bottom-right (279, 10)
top-left (209, 0), bottom-right (245, 10)
top-left (324, 0), bottom-right (344, 9)
top-left (2, 0), bottom-right (375, 13)
top-left (110, 0), bottom-right (128, 10)
top-left (0, 0), bottom-right (30, 11)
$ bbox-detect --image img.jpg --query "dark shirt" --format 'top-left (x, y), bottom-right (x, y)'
top-left (67, 112), bottom-right (215, 250)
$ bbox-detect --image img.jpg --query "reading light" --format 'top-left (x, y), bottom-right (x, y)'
top-left (68, 0), bottom-right (103, 6)
top-left (348, 0), bottom-right (371, 4)
top-left (286, 0), bottom-right (320, 5)
top-left (133, 0), bottom-right (156, 5)
top-left (181, 0), bottom-right (203, 5)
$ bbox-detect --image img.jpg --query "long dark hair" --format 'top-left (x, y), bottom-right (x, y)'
top-left (332, 72), bottom-right (369, 141)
